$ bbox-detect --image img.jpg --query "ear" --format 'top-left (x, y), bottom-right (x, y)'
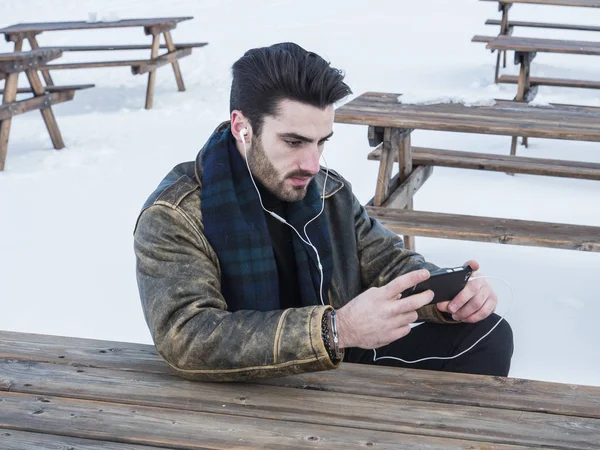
top-left (231, 110), bottom-right (251, 142)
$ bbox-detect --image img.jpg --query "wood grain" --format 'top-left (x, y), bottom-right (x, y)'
top-left (0, 428), bottom-right (167, 450)
top-left (366, 207), bottom-right (600, 251)
top-left (498, 74), bottom-right (600, 90)
top-left (368, 146), bottom-right (600, 180)
top-left (0, 391), bottom-right (521, 450)
top-left (39, 43), bottom-right (208, 52)
top-left (487, 35), bottom-right (600, 55)
top-left (480, 0), bottom-right (600, 6)
top-left (486, 18), bottom-right (600, 32)
top-left (334, 92), bottom-right (600, 141)
top-left (0, 18), bottom-right (193, 35)
top-left (2, 361), bottom-right (599, 448)
top-left (2, 331), bottom-right (599, 419)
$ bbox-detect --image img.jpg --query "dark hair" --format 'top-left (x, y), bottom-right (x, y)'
top-left (230, 42), bottom-right (352, 136)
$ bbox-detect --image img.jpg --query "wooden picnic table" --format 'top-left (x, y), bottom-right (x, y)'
top-left (0, 49), bottom-right (93, 171)
top-left (480, 0), bottom-right (600, 82)
top-left (334, 91), bottom-right (600, 251)
top-left (1, 329), bottom-right (599, 449)
top-left (0, 17), bottom-right (208, 109)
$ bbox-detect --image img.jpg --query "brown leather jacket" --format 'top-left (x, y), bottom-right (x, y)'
top-left (134, 128), bottom-right (452, 382)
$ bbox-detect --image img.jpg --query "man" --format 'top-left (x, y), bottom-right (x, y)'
top-left (134, 42), bottom-right (513, 382)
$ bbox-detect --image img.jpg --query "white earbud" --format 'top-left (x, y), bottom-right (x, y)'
top-left (240, 127), bottom-right (248, 137)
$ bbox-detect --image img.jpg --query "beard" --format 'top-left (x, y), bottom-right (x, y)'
top-left (247, 137), bottom-right (314, 202)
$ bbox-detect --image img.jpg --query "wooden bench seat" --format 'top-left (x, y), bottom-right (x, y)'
top-left (486, 18), bottom-right (600, 32)
top-left (0, 83), bottom-right (94, 95)
top-left (368, 145), bottom-right (600, 180)
top-left (39, 42), bottom-right (208, 52)
top-left (35, 47), bottom-right (192, 73)
top-left (0, 90), bottom-right (77, 121)
top-left (366, 206), bottom-right (600, 251)
top-left (498, 74), bottom-right (600, 90)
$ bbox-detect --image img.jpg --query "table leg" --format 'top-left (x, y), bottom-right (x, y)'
top-left (25, 69), bottom-right (64, 149)
top-left (145, 34), bottom-right (161, 109)
top-left (495, 3), bottom-right (510, 82)
top-left (395, 129), bottom-right (415, 251)
top-left (28, 36), bottom-right (55, 87)
top-left (0, 72), bottom-right (19, 171)
top-left (163, 31), bottom-right (185, 92)
top-left (13, 39), bottom-right (23, 52)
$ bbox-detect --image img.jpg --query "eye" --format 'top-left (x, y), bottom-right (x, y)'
top-left (318, 138), bottom-right (330, 146)
top-left (284, 140), bottom-right (302, 148)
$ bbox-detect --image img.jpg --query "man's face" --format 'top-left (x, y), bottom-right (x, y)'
top-left (246, 99), bottom-right (334, 202)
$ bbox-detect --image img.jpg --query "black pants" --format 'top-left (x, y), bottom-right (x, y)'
top-left (344, 313), bottom-right (514, 376)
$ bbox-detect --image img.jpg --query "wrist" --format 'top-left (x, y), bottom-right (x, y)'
top-left (334, 306), bottom-right (354, 349)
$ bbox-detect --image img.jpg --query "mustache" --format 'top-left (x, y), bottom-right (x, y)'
top-left (286, 170), bottom-right (316, 179)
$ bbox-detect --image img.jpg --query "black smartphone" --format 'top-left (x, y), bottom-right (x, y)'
top-left (400, 266), bottom-right (473, 304)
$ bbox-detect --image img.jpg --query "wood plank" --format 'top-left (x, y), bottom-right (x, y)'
top-left (498, 74), bottom-right (600, 90)
top-left (2, 331), bottom-right (600, 420)
top-left (0, 91), bottom-right (75, 121)
top-left (0, 84), bottom-right (95, 94)
top-left (487, 35), bottom-right (600, 55)
top-left (365, 207), bottom-right (600, 251)
top-left (382, 165), bottom-right (433, 209)
top-left (334, 92), bottom-right (600, 141)
top-left (480, 0), bottom-right (600, 6)
top-left (374, 127), bottom-right (395, 206)
top-left (39, 42), bottom-right (208, 51)
top-left (26, 68), bottom-right (65, 149)
top-left (0, 49), bottom-right (61, 73)
top-left (0, 392), bottom-right (523, 450)
top-left (2, 360), bottom-right (598, 449)
top-left (0, 428), bottom-right (168, 450)
top-left (37, 59), bottom-right (153, 70)
top-left (163, 31), bottom-right (185, 91)
top-left (28, 35), bottom-right (55, 86)
top-left (0, 18), bottom-right (194, 35)
top-left (472, 34), bottom-right (496, 43)
top-left (131, 47), bottom-right (192, 75)
top-left (486, 18), bottom-right (600, 32)
top-left (368, 146), bottom-right (600, 180)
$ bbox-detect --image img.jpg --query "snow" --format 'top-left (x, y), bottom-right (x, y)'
top-left (1, 0), bottom-right (599, 386)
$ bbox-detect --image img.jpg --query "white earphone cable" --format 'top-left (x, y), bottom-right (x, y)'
top-left (241, 128), bottom-right (328, 306)
top-left (372, 276), bottom-right (513, 364)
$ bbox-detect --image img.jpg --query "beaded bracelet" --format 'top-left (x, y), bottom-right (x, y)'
top-left (321, 311), bottom-right (341, 363)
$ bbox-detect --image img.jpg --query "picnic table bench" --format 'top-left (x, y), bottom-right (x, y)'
top-left (1, 329), bottom-right (599, 449)
top-left (0, 49), bottom-right (93, 171)
top-left (479, 0), bottom-right (600, 83)
top-left (0, 17), bottom-right (208, 109)
top-left (334, 91), bottom-right (600, 251)
top-left (473, 35), bottom-right (600, 103)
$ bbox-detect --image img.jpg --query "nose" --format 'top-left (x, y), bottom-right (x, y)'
top-left (298, 146), bottom-right (322, 175)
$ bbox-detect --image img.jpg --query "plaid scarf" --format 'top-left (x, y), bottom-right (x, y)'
top-left (199, 126), bottom-right (333, 312)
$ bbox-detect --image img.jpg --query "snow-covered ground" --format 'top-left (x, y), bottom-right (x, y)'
top-left (1, 0), bottom-right (599, 386)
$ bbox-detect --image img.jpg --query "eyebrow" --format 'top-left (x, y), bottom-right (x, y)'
top-left (277, 131), bottom-right (334, 143)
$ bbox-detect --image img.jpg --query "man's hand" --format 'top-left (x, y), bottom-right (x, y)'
top-left (335, 269), bottom-right (434, 349)
top-left (436, 260), bottom-right (497, 323)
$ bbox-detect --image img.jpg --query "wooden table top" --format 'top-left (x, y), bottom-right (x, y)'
top-left (0, 17), bottom-right (193, 35)
top-left (1, 330), bottom-right (599, 449)
top-left (334, 91), bottom-right (600, 142)
top-left (487, 35), bottom-right (600, 55)
top-left (481, 0), bottom-right (600, 7)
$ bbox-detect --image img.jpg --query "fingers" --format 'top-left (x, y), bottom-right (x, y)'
top-left (447, 277), bottom-right (481, 315)
top-left (451, 289), bottom-right (488, 321)
top-left (382, 269), bottom-right (430, 299)
top-left (464, 260), bottom-right (480, 272)
top-left (460, 296), bottom-right (497, 323)
top-left (393, 290), bottom-right (434, 315)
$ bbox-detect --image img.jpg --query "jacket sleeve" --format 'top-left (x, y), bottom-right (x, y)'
top-left (134, 204), bottom-right (339, 382)
top-left (353, 196), bottom-right (456, 324)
